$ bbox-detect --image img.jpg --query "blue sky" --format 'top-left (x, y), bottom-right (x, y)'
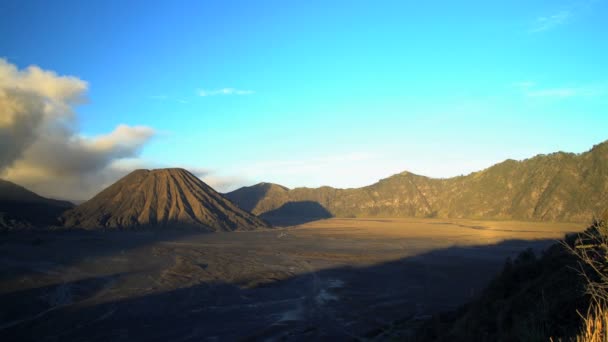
top-left (1, 0), bottom-right (607, 196)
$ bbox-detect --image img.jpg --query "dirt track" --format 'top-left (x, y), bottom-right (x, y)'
top-left (0, 218), bottom-right (583, 341)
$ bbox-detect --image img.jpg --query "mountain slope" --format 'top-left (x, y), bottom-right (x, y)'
top-left (0, 179), bottom-right (74, 229)
top-left (224, 182), bottom-right (290, 214)
top-left (61, 168), bottom-right (269, 231)
top-left (226, 141), bottom-right (608, 222)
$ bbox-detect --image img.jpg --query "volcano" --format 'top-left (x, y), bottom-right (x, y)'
top-left (61, 168), bottom-right (268, 231)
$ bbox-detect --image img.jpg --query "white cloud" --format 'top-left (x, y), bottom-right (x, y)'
top-left (198, 87), bottom-right (255, 97)
top-left (529, 0), bottom-right (602, 33)
top-left (514, 81), bottom-right (603, 98)
top-left (530, 10), bottom-right (570, 32)
top-left (0, 59), bottom-right (87, 104)
top-left (0, 59), bottom-right (155, 200)
top-left (87, 124), bottom-right (155, 152)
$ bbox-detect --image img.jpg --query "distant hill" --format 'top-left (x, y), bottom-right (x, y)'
top-left (226, 141), bottom-right (608, 223)
top-left (61, 168), bottom-right (269, 231)
top-left (224, 182), bottom-right (290, 213)
top-left (0, 179), bottom-right (74, 229)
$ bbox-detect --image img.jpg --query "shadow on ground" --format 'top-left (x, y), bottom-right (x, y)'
top-left (260, 201), bottom-right (333, 226)
top-left (0, 232), bottom-right (558, 341)
top-left (0, 229), bottom-right (202, 283)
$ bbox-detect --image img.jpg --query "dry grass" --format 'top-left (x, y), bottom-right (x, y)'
top-left (565, 216), bottom-right (608, 342)
top-left (576, 304), bottom-right (608, 342)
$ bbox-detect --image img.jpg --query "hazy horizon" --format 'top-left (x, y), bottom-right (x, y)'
top-left (2, 1), bottom-right (608, 199)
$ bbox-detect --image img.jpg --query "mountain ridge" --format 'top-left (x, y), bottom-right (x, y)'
top-left (226, 140), bottom-right (608, 223)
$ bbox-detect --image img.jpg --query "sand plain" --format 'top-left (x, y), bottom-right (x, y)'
top-left (0, 218), bottom-right (584, 340)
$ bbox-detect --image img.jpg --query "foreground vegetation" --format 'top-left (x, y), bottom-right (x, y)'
top-left (569, 215), bottom-right (608, 342)
top-left (405, 212), bottom-right (608, 341)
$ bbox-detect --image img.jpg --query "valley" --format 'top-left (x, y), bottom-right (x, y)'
top-left (0, 218), bottom-right (583, 340)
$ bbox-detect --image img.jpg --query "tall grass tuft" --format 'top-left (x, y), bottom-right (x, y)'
top-left (566, 213), bottom-right (608, 342)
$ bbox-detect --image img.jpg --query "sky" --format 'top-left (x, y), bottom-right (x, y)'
top-left (1, 0), bottom-right (607, 199)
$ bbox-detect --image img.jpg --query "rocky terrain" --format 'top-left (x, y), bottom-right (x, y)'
top-left (61, 168), bottom-right (268, 231)
top-left (227, 141), bottom-right (608, 223)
